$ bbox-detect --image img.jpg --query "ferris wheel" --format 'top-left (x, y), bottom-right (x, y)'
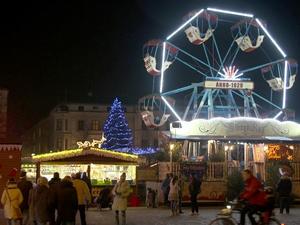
top-left (141, 7), bottom-right (297, 127)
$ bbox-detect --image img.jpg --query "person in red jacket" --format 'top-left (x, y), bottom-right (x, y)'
top-left (239, 169), bottom-right (267, 225)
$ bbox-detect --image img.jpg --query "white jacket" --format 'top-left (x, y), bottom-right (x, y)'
top-left (1, 183), bottom-right (23, 219)
top-left (112, 181), bottom-right (131, 211)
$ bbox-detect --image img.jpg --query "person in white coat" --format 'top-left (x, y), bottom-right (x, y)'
top-left (112, 173), bottom-right (131, 225)
top-left (1, 178), bottom-right (24, 225)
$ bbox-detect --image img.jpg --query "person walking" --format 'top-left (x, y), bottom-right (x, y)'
top-left (161, 174), bottom-right (171, 206)
top-left (73, 172), bottom-right (91, 225)
top-left (277, 172), bottom-right (292, 214)
top-left (112, 173), bottom-right (131, 225)
top-left (168, 175), bottom-right (179, 216)
top-left (57, 176), bottom-right (78, 225)
top-left (189, 174), bottom-right (201, 215)
top-left (28, 177), bottom-right (52, 225)
top-left (17, 171), bottom-right (33, 225)
top-left (1, 178), bottom-right (23, 225)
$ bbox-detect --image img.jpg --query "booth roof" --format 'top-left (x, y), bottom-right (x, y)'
top-left (32, 147), bottom-right (138, 163)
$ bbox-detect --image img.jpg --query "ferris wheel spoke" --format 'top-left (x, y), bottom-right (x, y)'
top-left (202, 43), bottom-right (215, 77)
top-left (211, 32), bottom-right (223, 69)
top-left (252, 91), bottom-right (281, 109)
top-left (239, 58), bottom-right (285, 75)
top-left (217, 32), bottom-right (240, 76)
top-left (176, 57), bottom-right (208, 77)
top-left (167, 42), bottom-right (220, 75)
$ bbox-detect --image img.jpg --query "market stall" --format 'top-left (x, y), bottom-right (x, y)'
top-left (31, 147), bottom-right (138, 198)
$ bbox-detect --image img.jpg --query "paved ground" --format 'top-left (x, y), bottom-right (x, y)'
top-left (1, 206), bottom-right (300, 225)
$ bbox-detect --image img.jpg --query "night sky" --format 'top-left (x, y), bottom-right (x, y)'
top-left (0, 0), bottom-right (299, 138)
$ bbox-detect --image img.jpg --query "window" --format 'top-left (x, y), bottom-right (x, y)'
top-left (56, 119), bottom-right (63, 131)
top-left (78, 120), bottom-right (85, 130)
top-left (56, 137), bottom-right (63, 150)
top-left (78, 106), bottom-right (84, 111)
top-left (64, 138), bottom-right (68, 149)
top-left (65, 119), bottom-right (68, 131)
top-left (91, 120), bottom-right (101, 131)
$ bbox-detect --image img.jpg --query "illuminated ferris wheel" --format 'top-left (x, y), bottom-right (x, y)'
top-left (141, 7), bottom-right (297, 126)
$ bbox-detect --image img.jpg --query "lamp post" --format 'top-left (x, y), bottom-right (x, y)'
top-left (170, 143), bottom-right (175, 173)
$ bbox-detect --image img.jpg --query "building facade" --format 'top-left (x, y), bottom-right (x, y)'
top-left (22, 103), bottom-right (168, 156)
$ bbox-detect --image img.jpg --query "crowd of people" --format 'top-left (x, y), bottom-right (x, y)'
top-left (161, 173), bottom-right (202, 216)
top-left (159, 169), bottom-right (293, 225)
top-left (1, 169), bottom-right (293, 225)
top-left (1, 171), bottom-right (91, 225)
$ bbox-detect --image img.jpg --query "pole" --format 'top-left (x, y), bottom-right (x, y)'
top-left (170, 150), bottom-right (173, 173)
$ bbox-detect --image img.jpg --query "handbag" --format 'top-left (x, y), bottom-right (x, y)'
top-left (5, 188), bottom-right (23, 219)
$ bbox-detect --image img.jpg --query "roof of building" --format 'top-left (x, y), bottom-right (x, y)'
top-left (32, 147), bottom-right (138, 163)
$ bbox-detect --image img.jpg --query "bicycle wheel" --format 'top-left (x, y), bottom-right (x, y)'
top-left (268, 217), bottom-right (281, 225)
top-left (209, 217), bottom-right (236, 225)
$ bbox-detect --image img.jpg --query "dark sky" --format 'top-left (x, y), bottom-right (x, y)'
top-left (0, 0), bottom-right (299, 137)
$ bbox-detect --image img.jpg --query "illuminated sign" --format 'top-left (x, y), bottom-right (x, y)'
top-left (266, 144), bottom-right (293, 161)
top-left (204, 80), bottom-right (254, 90)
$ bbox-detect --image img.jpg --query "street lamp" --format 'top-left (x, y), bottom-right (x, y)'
top-left (170, 143), bottom-right (175, 172)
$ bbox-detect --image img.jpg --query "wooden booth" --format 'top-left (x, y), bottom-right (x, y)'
top-left (31, 147), bottom-right (138, 199)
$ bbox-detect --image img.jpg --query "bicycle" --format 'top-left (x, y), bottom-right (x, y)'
top-left (208, 200), bottom-right (282, 225)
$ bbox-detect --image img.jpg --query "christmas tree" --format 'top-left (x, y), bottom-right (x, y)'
top-left (102, 98), bottom-right (133, 151)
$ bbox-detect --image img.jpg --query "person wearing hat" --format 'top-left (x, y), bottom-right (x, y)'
top-left (29, 177), bottom-right (53, 225)
top-left (17, 171), bottom-right (33, 225)
top-left (1, 178), bottom-right (24, 225)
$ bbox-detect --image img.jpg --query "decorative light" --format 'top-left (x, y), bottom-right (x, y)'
top-left (255, 18), bottom-right (287, 58)
top-left (224, 145), bottom-right (229, 151)
top-left (162, 96), bottom-right (182, 121)
top-left (166, 9), bottom-right (204, 40)
top-left (223, 66), bottom-right (240, 79)
top-left (282, 60), bottom-right (288, 108)
top-left (207, 7), bottom-right (253, 18)
top-left (170, 143), bottom-right (175, 151)
top-left (160, 42), bottom-right (166, 93)
top-left (273, 111), bottom-right (283, 119)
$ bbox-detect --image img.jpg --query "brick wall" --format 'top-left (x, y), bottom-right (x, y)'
top-left (0, 145), bottom-right (22, 208)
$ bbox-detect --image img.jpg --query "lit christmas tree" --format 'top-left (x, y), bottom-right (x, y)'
top-left (102, 98), bottom-right (133, 151)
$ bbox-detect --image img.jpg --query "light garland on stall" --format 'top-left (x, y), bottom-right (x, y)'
top-left (32, 147), bottom-right (138, 163)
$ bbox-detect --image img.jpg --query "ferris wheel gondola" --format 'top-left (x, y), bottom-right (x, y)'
top-left (138, 94), bottom-right (175, 128)
top-left (261, 59), bottom-right (297, 91)
top-left (231, 19), bottom-right (265, 52)
top-left (184, 10), bottom-right (218, 45)
top-left (143, 40), bottom-right (178, 76)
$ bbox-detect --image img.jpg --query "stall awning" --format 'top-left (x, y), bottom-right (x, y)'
top-left (32, 147), bottom-right (138, 163)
